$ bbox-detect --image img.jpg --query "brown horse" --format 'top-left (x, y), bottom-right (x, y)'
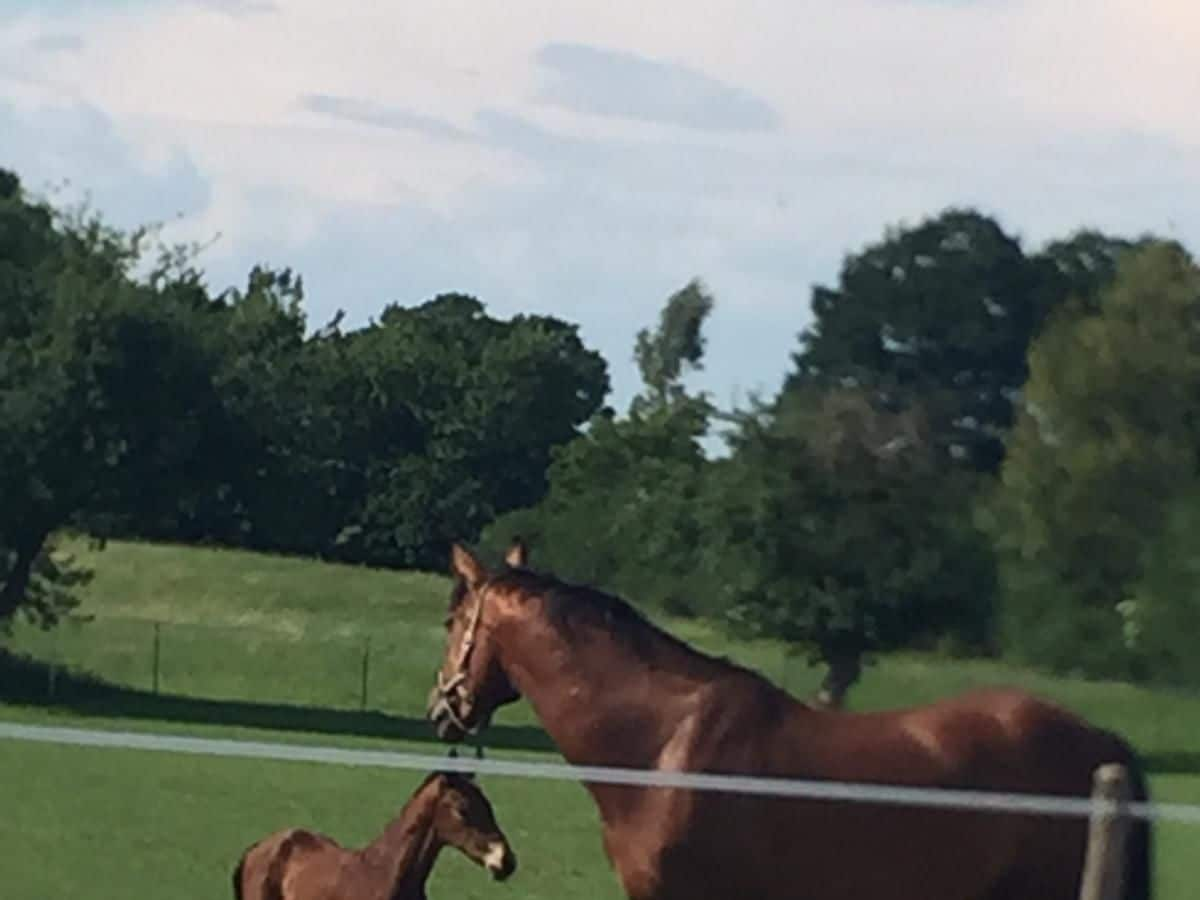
top-left (426, 540), bottom-right (1152, 900)
top-left (231, 771), bottom-right (516, 900)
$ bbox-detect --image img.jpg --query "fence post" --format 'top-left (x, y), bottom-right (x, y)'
top-left (46, 626), bottom-right (59, 700)
top-left (152, 622), bottom-right (162, 695)
top-left (1078, 763), bottom-right (1132, 900)
top-left (359, 637), bottom-right (371, 711)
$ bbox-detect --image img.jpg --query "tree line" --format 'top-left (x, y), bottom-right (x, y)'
top-left (3, 167), bottom-right (1199, 700)
top-left (0, 169), bottom-right (607, 624)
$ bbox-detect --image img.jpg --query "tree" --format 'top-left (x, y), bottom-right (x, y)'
top-left (330, 294), bottom-right (609, 569)
top-left (483, 279), bottom-right (715, 611)
top-left (1033, 229), bottom-right (1147, 315)
top-left (1123, 486), bottom-right (1200, 686)
top-left (103, 284), bottom-right (609, 571)
top-left (789, 209), bottom-right (1059, 472)
top-left (702, 386), bottom-right (994, 707)
top-left (988, 240), bottom-right (1200, 680)
top-left (632, 278), bottom-right (714, 414)
top-left (201, 267), bottom-right (346, 553)
top-left (486, 398), bottom-right (712, 609)
top-left (0, 171), bottom-right (226, 625)
top-left (109, 264), bottom-right (321, 549)
top-left (1, 164), bottom-right (608, 613)
top-left (733, 213), bottom-right (1153, 700)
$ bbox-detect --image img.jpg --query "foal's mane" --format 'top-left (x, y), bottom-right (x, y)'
top-left (412, 769), bottom-right (476, 799)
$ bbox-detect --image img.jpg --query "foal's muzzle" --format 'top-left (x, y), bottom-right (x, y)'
top-left (492, 848), bottom-right (517, 881)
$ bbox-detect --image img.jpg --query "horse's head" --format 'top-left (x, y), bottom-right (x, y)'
top-left (429, 771), bottom-right (517, 881)
top-left (426, 539), bottom-right (527, 743)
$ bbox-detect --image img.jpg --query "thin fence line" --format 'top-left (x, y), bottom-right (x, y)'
top-left (3, 721), bottom-right (1199, 825)
top-left (22, 613), bottom-right (421, 641)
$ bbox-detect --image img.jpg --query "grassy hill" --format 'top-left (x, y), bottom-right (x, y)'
top-left (4, 538), bottom-right (1199, 754)
top-left (2, 539), bottom-right (1199, 899)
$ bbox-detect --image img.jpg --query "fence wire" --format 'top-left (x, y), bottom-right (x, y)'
top-left (3, 721), bottom-right (1199, 825)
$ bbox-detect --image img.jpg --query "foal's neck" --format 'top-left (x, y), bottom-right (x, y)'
top-left (364, 783), bottom-right (442, 899)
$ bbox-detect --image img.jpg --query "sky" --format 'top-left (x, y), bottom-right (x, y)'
top-left (2, 0), bottom-right (1198, 413)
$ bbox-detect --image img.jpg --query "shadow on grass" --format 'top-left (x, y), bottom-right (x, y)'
top-left (5, 650), bottom-right (1199, 776)
top-left (1141, 752), bottom-right (1200, 776)
top-left (0, 649), bottom-right (556, 754)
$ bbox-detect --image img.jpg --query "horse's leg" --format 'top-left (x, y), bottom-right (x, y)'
top-left (983, 865), bottom-right (1080, 900)
top-left (599, 824), bottom-right (661, 900)
top-left (602, 825), bottom-right (738, 900)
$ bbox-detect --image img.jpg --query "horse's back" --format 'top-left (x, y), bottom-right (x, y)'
top-left (942, 688), bottom-right (1151, 900)
top-left (666, 680), bottom-right (1143, 899)
top-left (829, 686), bottom-right (1149, 900)
top-left (898, 686), bottom-right (1141, 788)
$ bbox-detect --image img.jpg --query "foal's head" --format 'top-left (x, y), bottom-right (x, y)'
top-left (428, 772), bottom-right (516, 881)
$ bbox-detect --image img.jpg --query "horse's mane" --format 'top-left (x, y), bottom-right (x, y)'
top-left (487, 566), bottom-right (758, 679)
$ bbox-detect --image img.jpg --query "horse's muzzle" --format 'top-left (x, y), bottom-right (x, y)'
top-left (426, 683), bottom-right (467, 743)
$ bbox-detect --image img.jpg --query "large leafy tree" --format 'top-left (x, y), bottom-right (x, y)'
top-left (118, 264), bottom-right (320, 549)
top-left (332, 293), bottom-right (609, 568)
top-left (702, 386), bottom-right (994, 707)
top-left (1034, 229), bottom-right (1147, 315)
top-left (988, 240), bottom-right (1200, 680)
top-left (789, 209), bottom-right (1056, 472)
top-left (0, 171), bottom-right (226, 625)
top-left (723, 212), bottom-right (1149, 701)
top-left (483, 280), bottom-right (715, 610)
top-left (102, 281), bottom-right (608, 570)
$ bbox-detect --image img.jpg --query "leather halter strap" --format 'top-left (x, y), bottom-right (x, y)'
top-left (433, 580), bottom-right (488, 733)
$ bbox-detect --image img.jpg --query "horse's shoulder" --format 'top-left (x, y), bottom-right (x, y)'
top-left (666, 672), bottom-right (809, 773)
top-left (698, 671), bottom-right (799, 727)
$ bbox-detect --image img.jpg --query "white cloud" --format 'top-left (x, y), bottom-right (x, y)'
top-left (0, 0), bottom-right (1197, 411)
top-left (0, 97), bottom-right (210, 231)
top-left (533, 42), bottom-right (781, 132)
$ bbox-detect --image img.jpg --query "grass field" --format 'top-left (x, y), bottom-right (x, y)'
top-left (2, 538), bottom-right (1199, 898)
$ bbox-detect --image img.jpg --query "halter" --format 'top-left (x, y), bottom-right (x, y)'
top-left (432, 582), bottom-right (487, 735)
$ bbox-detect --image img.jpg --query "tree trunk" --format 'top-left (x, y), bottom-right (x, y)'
top-left (0, 529), bottom-right (50, 623)
top-left (813, 652), bottom-right (862, 710)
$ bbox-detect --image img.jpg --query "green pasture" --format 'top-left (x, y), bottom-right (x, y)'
top-left (1, 539), bottom-right (1198, 898)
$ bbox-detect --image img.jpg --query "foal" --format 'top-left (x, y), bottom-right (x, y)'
top-left (232, 771), bottom-right (516, 900)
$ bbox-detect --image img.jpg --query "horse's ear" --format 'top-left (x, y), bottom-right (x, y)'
top-left (504, 536), bottom-right (528, 569)
top-left (450, 543), bottom-right (487, 588)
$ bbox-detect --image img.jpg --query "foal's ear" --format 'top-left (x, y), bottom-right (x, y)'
top-left (504, 536), bottom-right (528, 569)
top-left (450, 543), bottom-right (487, 588)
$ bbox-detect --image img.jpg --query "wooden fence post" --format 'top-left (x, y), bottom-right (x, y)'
top-left (47, 628), bottom-right (60, 700)
top-left (1078, 763), bottom-right (1132, 900)
top-left (152, 622), bottom-right (162, 695)
top-left (359, 637), bottom-right (371, 711)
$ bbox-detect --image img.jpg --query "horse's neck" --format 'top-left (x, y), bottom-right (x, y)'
top-left (363, 788), bottom-right (441, 900)
top-left (502, 617), bottom-right (714, 770)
